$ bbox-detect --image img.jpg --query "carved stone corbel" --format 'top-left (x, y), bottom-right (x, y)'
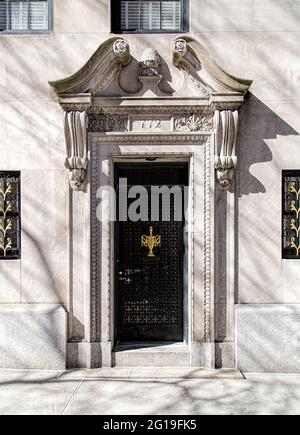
top-left (64, 111), bottom-right (88, 190)
top-left (214, 110), bottom-right (238, 189)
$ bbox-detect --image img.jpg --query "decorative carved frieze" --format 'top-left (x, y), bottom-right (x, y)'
top-left (88, 111), bottom-right (215, 136)
top-left (214, 110), bottom-right (238, 189)
top-left (175, 113), bottom-right (214, 132)
top-left (64, 111), bottom-right (88, 190)
top-left (89, 114), bottom-right (128, 133)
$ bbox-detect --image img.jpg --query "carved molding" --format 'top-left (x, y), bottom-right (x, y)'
top-left (88, 105), bottom-right (214, 116)
top-left (64, 111), bottom-right (88, 190)
top-left (90, 133), bottom-right (210, 146)
top-left (90, 141), bottom-right (101, 342)
top-left (214, 110), bottom-right (238, 189)
top-left (204, 138), bottom-right (212, 342)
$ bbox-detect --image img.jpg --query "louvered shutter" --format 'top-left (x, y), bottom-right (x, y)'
top-left (0, 1), bottom-right (7, 31)
top-left (141, 1), bottom-right (160, 31)
top-left (161, 1), bottom-right (181, 30)
top-left (121, 1), bottom-right (140, 30)
top-left (0, 0), bottom-right (48, 31)
top-left (29, 0), bottom-right (48, 30)
top-left (121, 0), bottom-right (182, 31)
top-left (10, 0), bottom-right (28, 30)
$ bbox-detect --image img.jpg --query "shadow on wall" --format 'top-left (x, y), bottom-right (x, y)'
top-left (215, 93), bottom-right (299, 364)
top-left (237, 93), bottom-right (299, 196)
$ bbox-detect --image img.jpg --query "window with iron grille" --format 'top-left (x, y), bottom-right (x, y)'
top-left (0, 0), bottom-right (52, 33)
top-left (112, 0), bottom-right (188, 33)
top-left (0, 172), bottom-right (21, 260)
top-left (282, 171), bottom-right (300, 259)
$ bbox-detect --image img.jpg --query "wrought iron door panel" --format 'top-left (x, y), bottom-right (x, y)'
top-left (115, 164), bottom-right (188, 342)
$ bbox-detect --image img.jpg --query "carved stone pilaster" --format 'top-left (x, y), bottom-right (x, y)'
top-left (214, 110), bottom-right (238, 189)
top-left (64, 111), bottom-right (88, 190)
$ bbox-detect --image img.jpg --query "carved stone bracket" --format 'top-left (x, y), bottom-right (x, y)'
top-left (64, 111), bottom-right (88, 190)
top-left (214, 110), bottom-right (238, 189)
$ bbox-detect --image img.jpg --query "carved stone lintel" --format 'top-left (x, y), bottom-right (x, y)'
top-left (64, 111), bottom-right (88, 190)
top-left (214, 110), bottom-right (238, 189)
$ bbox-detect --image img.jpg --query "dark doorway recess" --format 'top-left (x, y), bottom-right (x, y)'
top-left (115, 163), bottom-right (188, 343)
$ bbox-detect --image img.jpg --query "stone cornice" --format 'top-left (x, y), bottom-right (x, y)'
top-left (58, 97), bottom-right (244, 114)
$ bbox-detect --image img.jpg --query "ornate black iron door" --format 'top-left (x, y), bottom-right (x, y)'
top-left (115, 163), bottom-right (188, 342)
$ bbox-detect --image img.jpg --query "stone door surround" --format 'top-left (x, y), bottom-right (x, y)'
top-left (49, 36), bottom-right (252, 368)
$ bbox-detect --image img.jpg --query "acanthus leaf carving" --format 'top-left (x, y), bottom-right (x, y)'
top-left (64, 111), bottom-right (88, 190)
top-left (214, 110), bottom-right (238, 189)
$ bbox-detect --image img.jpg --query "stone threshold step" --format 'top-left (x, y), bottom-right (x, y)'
top-left (59, 368), bottom-right (243, 380)
top-left (114, 343), bottom-right (188, 353)
top-left (113, 344), bottom-right (190, 367)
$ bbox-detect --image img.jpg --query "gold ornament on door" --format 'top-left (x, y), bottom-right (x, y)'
top-left (141, 227), bottom-right (161, 257)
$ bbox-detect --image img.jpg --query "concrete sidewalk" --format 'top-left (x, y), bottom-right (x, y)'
top-left (0, 368), bottom-right (299, 415)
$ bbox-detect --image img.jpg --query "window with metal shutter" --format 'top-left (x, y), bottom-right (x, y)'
top-left (10, 1), bottom-right (28, 30)
top-left (120, 0), bottom-right (183, 32)
top-left (0, 0), bottom-right (49, 32)
top-left (0, 1), bottom-right (7, 31)
top-left (29, 1), bottom-right (48, 30)
top-left (161, 0), bottom-right (181, 30)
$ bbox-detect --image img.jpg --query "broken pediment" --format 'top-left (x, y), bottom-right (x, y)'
top-left (49, 37), bottom-right (131, 98)
top-left (50, 36), bottom-right (253, 192)
top-left (49, 35), bottom-right (252, 108)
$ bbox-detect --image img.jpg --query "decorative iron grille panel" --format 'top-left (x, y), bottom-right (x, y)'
top-left (283, 171), bottom-right (300, 259)
top-left (115, 164), bottom-right (188, 342)
top-left (0, 172), bottom-right (21, 259)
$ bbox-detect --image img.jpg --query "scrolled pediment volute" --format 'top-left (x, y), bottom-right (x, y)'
top-left (173, 36), bottom-right (252, 100)
top-left (49, 37), bottom-right (131, 98)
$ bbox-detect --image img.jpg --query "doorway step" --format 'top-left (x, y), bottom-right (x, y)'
top-left (113, 342), bottom-right (190, 367)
